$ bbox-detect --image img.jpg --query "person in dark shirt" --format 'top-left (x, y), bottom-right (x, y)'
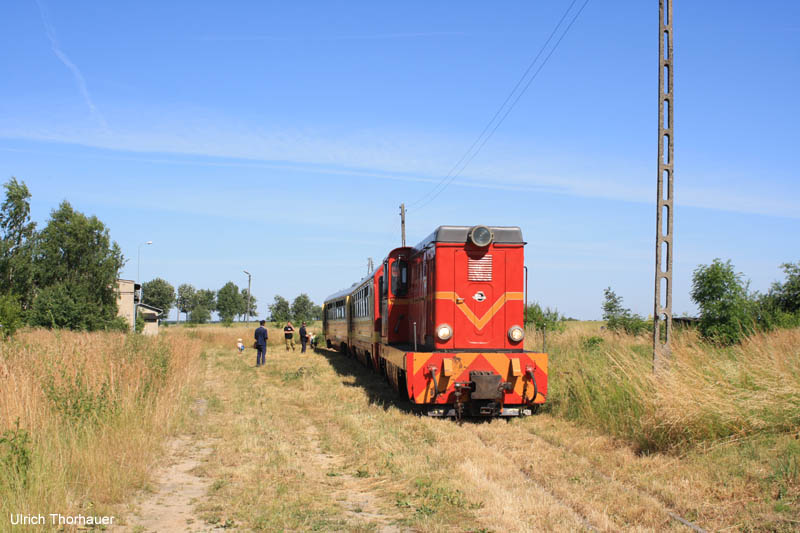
top-left (254, 320), bottom-right (268, 367)
top-left (299, 322), bottom-right (308, 353)
top-left (284, 321), bottom-right (295, 351)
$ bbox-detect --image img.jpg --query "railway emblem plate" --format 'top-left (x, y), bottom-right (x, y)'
top-left (472, 291), bottom-right (486, 302)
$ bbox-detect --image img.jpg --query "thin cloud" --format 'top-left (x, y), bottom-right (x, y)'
top-left (198, 31), bottom-right (467, 42)
top-left (34, 0), bottom-right (107, 129)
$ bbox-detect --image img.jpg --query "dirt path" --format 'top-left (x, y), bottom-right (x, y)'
top-left (119, 399), bottom-right (224, 532)
top-left (120, 437), bottom-right (218, 532)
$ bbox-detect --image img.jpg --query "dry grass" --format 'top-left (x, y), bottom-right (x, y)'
top-left (534, 322), bottom-right (800, 527)
top-left (4, 322), bottom-right (798, 531)
top-left (0, 328), bottom-right (206, 531)
top-left (540, 323), bottom-right (800, 450)
top-left (173, 324), bottom-right (798, 531)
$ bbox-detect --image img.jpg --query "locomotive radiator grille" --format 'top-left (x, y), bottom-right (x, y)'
top-left (468, 255), bottom-right (492, 281)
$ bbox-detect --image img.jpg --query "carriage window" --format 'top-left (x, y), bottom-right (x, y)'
top-left (352, 285), bottom-right (371, 318)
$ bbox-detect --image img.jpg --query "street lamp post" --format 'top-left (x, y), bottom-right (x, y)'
top-left (135, 240), bottom-right (153, 331)
top-left (243, 270), bottom-right (252, 324)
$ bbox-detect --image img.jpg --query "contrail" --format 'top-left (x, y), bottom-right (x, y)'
top-left (34, 0), bottom-right (107, 129)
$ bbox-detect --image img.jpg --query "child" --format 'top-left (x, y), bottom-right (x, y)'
top-left (309, 333), bottom-right (317, 350)
top-left (236, 338), bottom-right (245, 354)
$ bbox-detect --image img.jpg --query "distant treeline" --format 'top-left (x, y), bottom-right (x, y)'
top-left (142, 280), bottom-right (322, 326)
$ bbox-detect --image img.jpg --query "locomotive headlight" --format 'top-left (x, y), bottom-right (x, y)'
top-left (469, 225), bottom-right (493, 247)
top-left (436, 324), bottom-right (453, 341)
top-left (508, 325), bottom-right (524, 343)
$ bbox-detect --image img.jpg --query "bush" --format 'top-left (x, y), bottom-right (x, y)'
top-left (0, 420), bottom-right (31, 487)
top-left (524, 302), bottom-right (565, 333)
top-left (0, 294), bottom-right (23, 338)
top-left (581, 335), bottom-right (604, 350)
top-left (691, 259), bottom-right (756, 345)
top-left (106, 316), bottom-right (130, 333)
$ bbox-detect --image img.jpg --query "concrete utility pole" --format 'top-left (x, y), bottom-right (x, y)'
top-left (399, 203), bottom-right (406, 247)
top-left (654, 0), bottom-right (674, 370)
top-left (243, 270), bottom-right (252, 323)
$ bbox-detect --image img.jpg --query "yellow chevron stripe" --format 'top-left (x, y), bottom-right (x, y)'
top-left (435, 291), bottom-right (523, 330)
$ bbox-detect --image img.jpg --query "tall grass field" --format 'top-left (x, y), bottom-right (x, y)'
top-left (533, 323), bottom-right (800, 453)
top-left (0, 329), bottom-right (206, 529)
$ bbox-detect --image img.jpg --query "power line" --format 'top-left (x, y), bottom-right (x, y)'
top-left (410, 0), bottom-right (591, 211)
top-left (408, 0), bottom-right (579, 210)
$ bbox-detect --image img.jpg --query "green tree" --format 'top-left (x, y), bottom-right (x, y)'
top-left (690, 259), bottom-right (755, 345)
top-left (141, 277), bottom-right (175, 320)
top-left (601, 288), bottom-right (650, 336)
top-left (30, 283), bottom-right (95, 330)
top-left (194, 289), bottom-right (217, 312)
top-left (291, 293), bottom-right (315, 324)
top-left (176, 283), bottom-right (196, 323)
top-left (239, 288), bottom-right (257, 322)
top-left (771, 262), bottom-right (800, 314)
top-left (602, 287), bottom-right (625, 322)
top-left (0, 178), bottom-right (36, 310)
top-left (310, 304), bottom-right (323, 321)
top-left (189, 305), bottom-right (211, 324)
top-left (269, 295), bottom-right (291, 324)
top-left (30, 202), bottom-right (124, 330)
top-left (216, 281), bottom-right (242, 323)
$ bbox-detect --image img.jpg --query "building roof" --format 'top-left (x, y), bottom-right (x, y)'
top-left (137, 303), bottom-right (163, 314)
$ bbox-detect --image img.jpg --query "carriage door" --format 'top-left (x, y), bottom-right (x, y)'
top-left (454, 249), bottom-right (504, 348)
top-left (380, 261), bottom-right (389, 339)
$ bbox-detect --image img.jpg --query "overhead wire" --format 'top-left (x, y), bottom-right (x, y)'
top-left (408, 0), bottom-right (579, 209)
top-left (409, 0), bottom-right (592, 211)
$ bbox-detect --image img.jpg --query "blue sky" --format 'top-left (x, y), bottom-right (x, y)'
top-left (1, 0), bottom-right (798, 320)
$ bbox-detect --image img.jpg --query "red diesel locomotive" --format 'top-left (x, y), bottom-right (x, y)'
top-left (322, 225), bottom-right (547, 418)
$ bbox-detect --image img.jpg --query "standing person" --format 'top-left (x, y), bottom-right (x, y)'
top-left (299, 322), bottom-right (308, 353)
top-left (254, 320), bottom-right (268, 367)
top-left (284, 321), bottom-right (295, 351)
